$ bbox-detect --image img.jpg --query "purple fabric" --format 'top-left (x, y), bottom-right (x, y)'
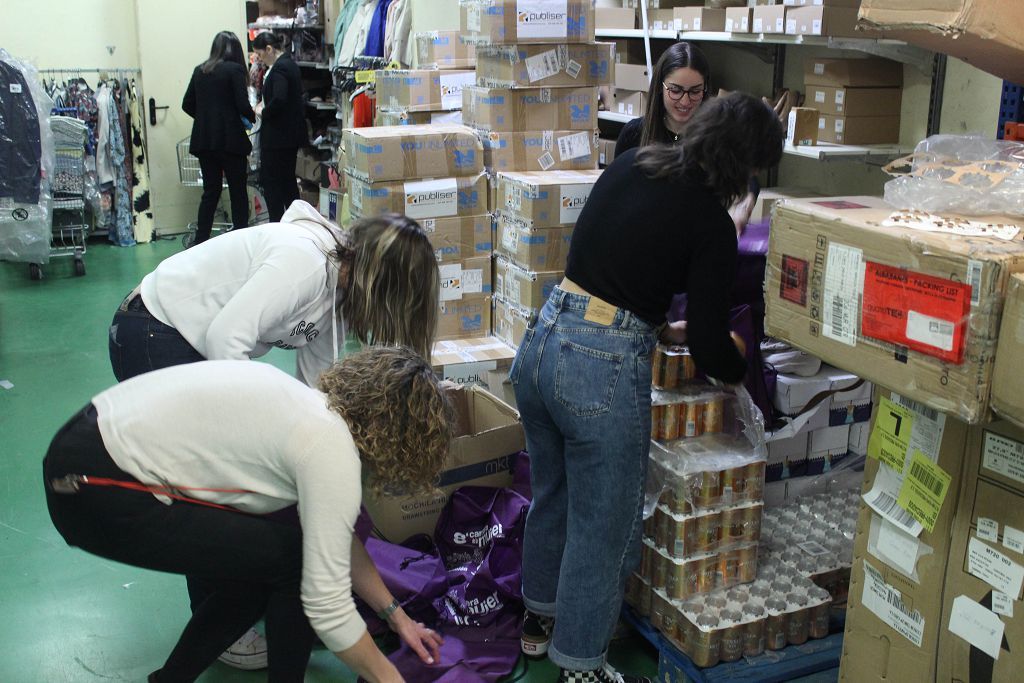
top-left (735, 217), bottom-right (770, 341)
top-left (434, 543), bottom-right (524, 632)
top-left (384, 621), bottom-right (521, 682)
top-left (435, 486), bottom-right (529, 569)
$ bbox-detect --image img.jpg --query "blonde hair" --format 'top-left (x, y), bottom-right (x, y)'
top-left (340, 214), bottom-right (439, 360)
top-left (318, 345), bottom-right (454, 496)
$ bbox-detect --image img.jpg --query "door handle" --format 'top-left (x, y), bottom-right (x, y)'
top-left (149, 97), bottom-right (169, 126)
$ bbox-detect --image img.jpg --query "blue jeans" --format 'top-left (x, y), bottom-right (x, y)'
top-left (108, 292), bottom-right (205, 382)
top-left (510, 287), bottom-right (656, 671)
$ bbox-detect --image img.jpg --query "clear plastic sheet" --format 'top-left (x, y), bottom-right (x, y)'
top-left (884, 134), bottom-right (1024, 218)
top-left (0, 49), bottom-right (54, 264)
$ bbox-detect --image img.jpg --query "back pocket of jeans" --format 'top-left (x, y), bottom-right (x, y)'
top-left (508, 327), bottom-right (536, 386)
top-left (554, 340), bottom-right (623, 417)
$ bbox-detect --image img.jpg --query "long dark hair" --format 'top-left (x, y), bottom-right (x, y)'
top-left (635, 92), bottom-right (784, 207)
top-left (640, 42), bottom-right (710, 148)
top-left (252, 31), bottom-right (286, 52)
top-left (201, 31), bottom-right (248, 84)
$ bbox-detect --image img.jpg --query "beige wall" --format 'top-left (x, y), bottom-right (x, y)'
top-left (0, 0), bottom-right (141, 69)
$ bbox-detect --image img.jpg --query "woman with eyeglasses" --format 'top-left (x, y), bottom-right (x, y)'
top-left (512, 93), bottom-right (784, 683)
top-left (614, 42), bottom-right (709, 156)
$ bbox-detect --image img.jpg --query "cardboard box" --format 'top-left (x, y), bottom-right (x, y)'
top-left (725, 7), bottom-right (752, 33)
top-left (295, 150), bottom-right (322, 184)
top-left (806, 85), bottom-right (902, 117)
top-left (375, 110), bottom-right (464, 126)
top-left (773, 369), bottom-right (834, 417)
top-left (439, 254), bottom-right (492, 302)
top-left (363, 385), bottom-right (524, 542)
top-left (615, 62), bottom-right (651, 92)
top-left (858, 0), bottom-right (1024, 87)
top-left (785, 6), bottom-right (859, 37)
top-left (644, 9), bottom-right (677, 31)
top-left (431, 336), bottom-right (516, 388)
top-left (614, 89), bottom-right (646, 117)
top-left (415, 30), bottom-right (476, 69)
top-left (598, 137), bottom-right (617, 166)
top-left (831, 374), bottom-right (873, 426)
top-left (765, 196), bottom-right (1024, 423)
top-left (493, 295), bottom-right (535, 350)
top-left (485, 367), bottom-right (518, 409)
top-left (496, 213), bottom-right (574, 271)
top-left (481, 130), bottom-right (600, 174)
top-left (438, 294), bottom-right (493, 340)
top-left (318, 186), bottom-right (344, 223)
top-left (766, 430), bottom-right (810, 482)
top-left (787, 107), bottom-right (819, 146)
top-left (783, 0), bottom-right (861, 5)
top-left (494, 256), bottom-right (562, 310)
top-left (817, 114), bottom-right (900, 145)
top-left (627, 0), bottom-right (703, 7)
top-left (936, 419), bottom-right (1024, 682)
top-left (475, 42), bottom-right (615, 89)
top-left (422, 214), bottom-right (493, 263)
top-left (992, 273), bottom-right (1024, 428)
top-left (753, 186), bottom-right (822, 220)
top-left (495, 169), bottom-right (603, 228)
top-left (808, 423), bottom-right (850, 466)
top-left (460, 0), bottom-right (596, 45)
top-left (804, 57), bottom-right (903, 88)
top-left (346, 172), bottom-right (488, 219)
top-left (840, 390), bottom-right (969, 683)
top-left (342, 125), bottom-right (483, 183)
top-left (462, 85), bottom-right (599, 132)
top-left (752, 5), bottom-right (786, 34)
top-left (673, 7), bottom-right (726, 32)
top-left (376, 69), bottom-right (476, 113)
top-left (848, 420), bottom-right (869, 456)
top-left (596, 7), bottom-right (636, 30)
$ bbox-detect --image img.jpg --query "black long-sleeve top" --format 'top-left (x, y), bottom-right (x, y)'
top-left (182, 61), bottom-right (255, 157)
top-left (260, 55), bottom-right (308, 150)
top-left (565, 147), bottom-right (747, 384)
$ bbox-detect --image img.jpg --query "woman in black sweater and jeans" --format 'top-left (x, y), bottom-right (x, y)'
top-left (252, 31), bottom-right (308, 222)
top-left (182, 31), bottom-right (255, 245)
top-left (511, 93), bottom-right (784, 683)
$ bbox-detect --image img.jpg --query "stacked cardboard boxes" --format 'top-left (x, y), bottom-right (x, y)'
top-left (803, 58), bottom-right (903, 145)
top-left (374, 64), bottom-right (476, 127)
top-left (783, 0), bottom-right (862, 38)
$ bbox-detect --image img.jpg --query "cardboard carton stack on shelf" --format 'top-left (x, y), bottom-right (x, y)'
top-left (760, 195), bottom-right (1024, 681)
top-left (803, 58), bottom-right (903, 146)
top-left (373, 65), bottom-right (476, 128)
top-left (783, 0), bottom-right (862, 38)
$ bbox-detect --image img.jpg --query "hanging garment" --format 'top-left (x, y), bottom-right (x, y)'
top-left (333, 0), bottom-right (365, 67)
top-left (95, 84), bottom-right (116, 185)
top-left (106, 93), bottom-right (135, 247)
top-left (128, 80), bottom-right (154, 243)
top-left (364, 0), bottom-right (393, 58)
top-left (112, 80), bottom-right (134, 189)
top-left (337, 0), bottom-right (377, 68)
top-left (385, 0), bottom-right (413, 67)
top-left (0, 59), bottom-right (42, 204)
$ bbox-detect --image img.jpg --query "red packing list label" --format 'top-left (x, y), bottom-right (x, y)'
top-left (861, 262), bottom-right (970, 364)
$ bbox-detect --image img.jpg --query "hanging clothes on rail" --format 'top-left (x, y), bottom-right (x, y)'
top-left (106, 92), bottom-right (134, 247)
top-left (0, 59), bottom-right (43, 204)
top-left (363, 0), bottom-right (393, 58)
top-left (337, 0), bottom-right (377, 68)
top-left (127, 80), bottom-right (154, 243)
top-left (333, 0), bottom-right (365, 67)
top-left (384, 0), bottom-right (412, 67)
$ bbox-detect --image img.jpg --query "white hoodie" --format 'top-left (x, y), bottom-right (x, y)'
top-left (140, 201), bottom-right (347, 386)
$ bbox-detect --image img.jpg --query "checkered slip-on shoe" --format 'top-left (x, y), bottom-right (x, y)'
top-left (521, 609), bottom-right (555, 657)
top-left (557, 662), bottom-right (654, 683)
top-left (216, 628), bottom-right (268, 670)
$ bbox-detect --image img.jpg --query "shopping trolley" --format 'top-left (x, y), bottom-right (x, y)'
top-left (175, 128), bottom-right (266, 247)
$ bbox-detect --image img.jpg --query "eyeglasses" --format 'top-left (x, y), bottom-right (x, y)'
top-left (663, 82), bottom-right (706, 102)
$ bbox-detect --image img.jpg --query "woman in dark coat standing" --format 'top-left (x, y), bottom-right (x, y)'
top-left (252, 31), bottom-right (308, 222)
top-left (182, 31), bottom-right (255, 245)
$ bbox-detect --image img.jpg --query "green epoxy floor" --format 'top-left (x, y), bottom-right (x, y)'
top-left (0, 239), bottom-right (660, 682)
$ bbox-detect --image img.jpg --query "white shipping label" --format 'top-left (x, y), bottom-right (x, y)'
top-left (753, 18), bottom-right (764, 32)
top-left (814, 62), bottom-right (825, 75)
top-left (439, 263), bottom-right (463, 301)
top-left (404, 178), bottom-right (459, 219)
top-left (10, 83), bottom-right (23, 94)
top-left (463, 269), bottom-right (484, 294)
top-left (526, 49), bottom-right (562, 83)
top-left (968, 537), bottom-right (1024, 597)
top-left (822, 243), bottom-right (864, 347)
top-left (978, 518), bottom-right (1000, 543)
top-left (421, 218), bottom-right (437, 233)
top-left (812, 19), bottom-right (822, 34)
top-left (835, 119), bottom-right (845, 133)
top-left (993, 591), bottom-right (1014, 617)
top-left (836, 90), bottom-right (846, 105)
top-left (516, 0), bottom-right (569, 40)
top-left (786, 19), bottom-right (796, 33)
top-left (440, 71), bottom-right (476, 110)
top-left (968, 259), bottom-right (983, 307)
top-left (349, 178), bottom-right (365, 211)
top-left (693, 17), bottom-right (702, 30)
top-left (906, 310), bottom-right (956, 352)
top-left (1004, 526), bottom-right (1024, 554)
top-left (559, 183), bottom-right (591, 224)
top-left (948, 595), bottom-right (1005, 661)
top-left (862, 560), bottom-right (926, 646)
top-left (814, 90), bottom-right (825, 103)
top-left (726, 18), bottom-right (735, 31)
top-left (502, 224), bottom-right (519, 252)
top-left (566, 59), bottom-right (582, 79)
top-left (741, 17), bottom-right (748, 31)
top-left (557, 132), bottom-right (592, 161)
top-left (537, 152), bottom-right (555, 170)
top-left (775, 18), bottom-right (785, 31)
top-left (467, 3), bottom-right (481, 31)
top-left (877, 518), bottom-right (922, 577)
top-left (983, 431), bottom-right (1024, 484)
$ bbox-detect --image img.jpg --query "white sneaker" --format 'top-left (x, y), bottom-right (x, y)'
top-left (217, 628), bottom-right (268, 670)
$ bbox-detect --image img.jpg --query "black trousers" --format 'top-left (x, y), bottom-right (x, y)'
top-left (196, 151), bottom-right (249, 242)
top-left (43, 405), bottom-right (315, 682)
top-left (260, 146), bottom-right (300, 222)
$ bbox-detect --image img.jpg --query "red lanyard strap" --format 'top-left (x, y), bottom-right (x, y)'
top-left (50, 473), bottom-right (252, 512)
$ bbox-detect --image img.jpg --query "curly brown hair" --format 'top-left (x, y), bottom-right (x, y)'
top-left (318, 345), bottom-right (454, 496)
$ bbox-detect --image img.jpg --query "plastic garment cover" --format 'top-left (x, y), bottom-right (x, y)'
top-left (0, 48), bottom-right (54, 264)
top-left (884, 134), bottom-right (1024, 217)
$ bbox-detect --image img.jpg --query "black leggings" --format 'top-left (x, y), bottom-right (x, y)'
top-left (260, 146), bottom-right (300, 222)
top-left (196, 151), bottom-right (249, 242)
top-left (43, 405), bottom-right (315, 682)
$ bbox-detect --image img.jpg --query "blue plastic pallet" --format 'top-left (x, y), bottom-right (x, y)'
top-left (997, 81), bottom-right (1024, 139)
top-left (623, 607), bottom-right (843, 683)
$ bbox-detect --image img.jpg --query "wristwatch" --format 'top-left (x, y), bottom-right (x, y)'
top-left (377, 599), bottom-right (400, 621)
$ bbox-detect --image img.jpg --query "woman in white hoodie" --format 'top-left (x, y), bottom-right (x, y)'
top-left (108, 199), bottom-right (439, 388)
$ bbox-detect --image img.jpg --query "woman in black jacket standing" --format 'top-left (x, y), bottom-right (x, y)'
top-left (182, 31), bottom-right (255, 245)
top-left (252, 32), bottom-right (308, 222)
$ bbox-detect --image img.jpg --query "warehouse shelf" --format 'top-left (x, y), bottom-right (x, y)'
top-left (596, 28), bottom-right (680, 41)
top-left (296, 60), bottom-right (331, 70)
top-left (598, 111), bottom-right (639, 124)
top-left (783, 142), bottom-right (912, 163)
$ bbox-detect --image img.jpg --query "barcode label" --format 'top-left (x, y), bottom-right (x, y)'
top-left (831, 298), bottom-right (847, 335)
top-left (537, 152), bottom-right (555, 170)
top-left (893, 395), bottom-right (939, 422)
top-left (868, 490), bottom-right (917, 531)
top-left (557, 131), bottom-right (592, 161)
top-left (909, 460), bottom-right (943, 496)
top-left (566, 59), bottom-right (582, 79)
top-left (822, 243), bottom-right (863, 347)
top-left (968, 260), bottom-right (982, 307)
top-left (526, 49), bottom-right (562, 83)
